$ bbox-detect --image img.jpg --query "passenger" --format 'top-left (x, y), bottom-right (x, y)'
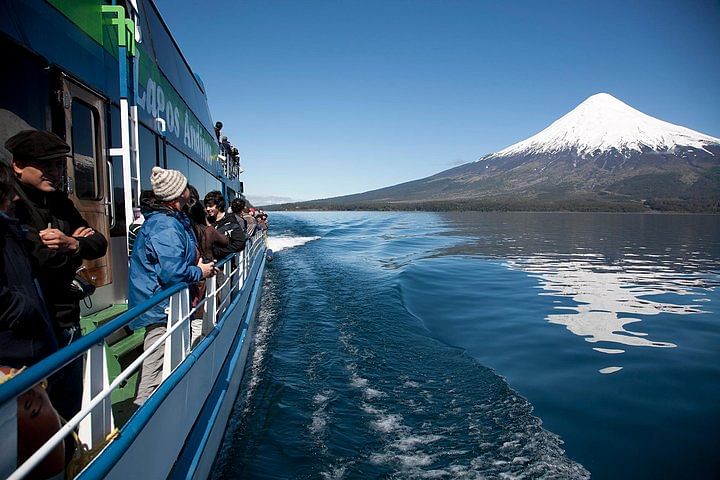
top-left (129, 167), bottom-right (216, 406)
top-left (0, 163), bottom-right (57, 367)
top-left (229, 196), bottom-right (247, 231)
top-left (187, 200), bottom-right (228, 345)
top-left (186, 184), bottom-right (200, 208)
top-left (214, 121), bottom-right (223, 144)
top-left (257, 213), bottom-right (269, 231)
top-left (203, 190), bottom-right (246, 259)
top-left (189, 201), bottom-right (229, 263)
top-left (220, 136), bottom-right (232, 156)
top-left (7, 130), bottom-right (108, 422)
top-left (127, 190), bottom-right (155, 257)
top-left (243, 207), bottom-right (257, 237)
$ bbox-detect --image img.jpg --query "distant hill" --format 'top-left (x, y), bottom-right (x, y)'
top-left (267, 93), bottom-right (720, 212)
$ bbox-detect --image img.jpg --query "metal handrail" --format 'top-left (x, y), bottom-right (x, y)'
top-left (0, 230), bottom-right (267, 479)
top-left (0, 282), bottom-right (186, 407)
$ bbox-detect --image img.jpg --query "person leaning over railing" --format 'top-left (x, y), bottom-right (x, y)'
top-left (7, 130), bottom-right (107, 424)
top-left (203, 190), bottom-right (246, 258)
top-left (0, 162), bottom-right (58, 368)
top-left (187, 195), bottom-right (228, 346)
top-left (242, 206), bottom-right (257, 238)
top-left (256, 212), bottom-right (269, 231)
top-left (229, 196), bottom-right (247, 231)
top-left (128, 167), bottom-right (216, 406)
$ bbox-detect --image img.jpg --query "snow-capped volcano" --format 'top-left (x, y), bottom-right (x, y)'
top-left (274, 93), bottom-right (720, 212)
top-left (493, 93), bottom-right (720, 158)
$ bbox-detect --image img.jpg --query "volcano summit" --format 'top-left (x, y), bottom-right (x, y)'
top-left (275, 94), bottom-right (720, 212)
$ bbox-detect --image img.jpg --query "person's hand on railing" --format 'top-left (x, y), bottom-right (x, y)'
top-left (198, 258), bottom-right (217, 279)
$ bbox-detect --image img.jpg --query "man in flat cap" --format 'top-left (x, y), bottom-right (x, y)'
top-left (6, 129), bottom-right (108, 421)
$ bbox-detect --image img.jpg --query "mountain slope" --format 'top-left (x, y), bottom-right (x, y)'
top-left (271, 94), bottom-right (720, 212)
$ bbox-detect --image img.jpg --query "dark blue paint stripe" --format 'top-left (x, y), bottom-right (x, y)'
top-left (170, 256), bottom-right (266, 478)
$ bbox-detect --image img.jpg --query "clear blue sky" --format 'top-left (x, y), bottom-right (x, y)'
top-left (156, 0), bottom-right (720, 204)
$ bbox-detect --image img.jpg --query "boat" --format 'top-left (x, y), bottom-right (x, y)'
top-left (0, 0), bottom-right (266, 478)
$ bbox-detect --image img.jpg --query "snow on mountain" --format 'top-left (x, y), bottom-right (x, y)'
top-left (491, 93), bottom-right (720, 159)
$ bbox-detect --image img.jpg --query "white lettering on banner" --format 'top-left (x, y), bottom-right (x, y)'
top-left (137, 76), bottom-right (213, 165)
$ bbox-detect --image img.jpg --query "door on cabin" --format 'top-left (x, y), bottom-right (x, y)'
top-left (60, 77), bottom-right (114, 288)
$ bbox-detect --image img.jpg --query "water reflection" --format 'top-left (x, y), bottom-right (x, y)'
top-left (506, 253), bottom-right (710, 350)
top-left (440, 212), bottom-right (720, 360)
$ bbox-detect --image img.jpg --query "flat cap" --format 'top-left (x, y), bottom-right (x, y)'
top-left (4, 130), bottom-right (71, 162)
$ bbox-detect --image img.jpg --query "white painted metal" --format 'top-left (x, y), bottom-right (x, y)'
top-left (204, 275), bottom-right (217, 334)
top-left (118, 99), bottom-right (134, 255)
top-left (3, 237), bottom-right (266, 480)
top-left (79, 343), bottom-right (115, 449)
top-left (165, 289), bottom-right (191, 378)
top-left (102, 255), bottom-right (263, 479)
top-left (7, 294), bottom-right (204, 480)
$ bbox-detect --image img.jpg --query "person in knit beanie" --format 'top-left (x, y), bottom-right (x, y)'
top-left (128, 166), bottom-right (216, 406)
top-left (150, 166), bottom-right (187, 202)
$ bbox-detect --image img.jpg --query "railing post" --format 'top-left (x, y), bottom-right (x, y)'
top-left (238, 249), bottom-right (245, 291)
top-left (79, 344), bottom-right (115, 448)
top-left (164, 288), bottom-right (189, 378)
top-left (205, 274), bottom-right (217, 331)
top-left (0, 401), bottom-right (17, 479)
top-left (180, 287), bottom-right (191, 354)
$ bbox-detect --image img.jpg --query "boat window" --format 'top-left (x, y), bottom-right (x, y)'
top-left (207, 177), bottom-right (222, 197)
top-left (71, 100), bottom-right (100, 199)
top-left (188, 159), bottom-right (207, 196)
top-left (166, 143), bottom-right (188, 173)
top-left (0, 38), bottom-right (49, 137)
top-left (139, 125), bottom-right (158, 190)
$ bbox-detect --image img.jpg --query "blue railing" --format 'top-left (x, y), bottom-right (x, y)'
top-left (0, 231), bottom-right (267, 480)
top-left (0, 282), bottom-right (186, 408)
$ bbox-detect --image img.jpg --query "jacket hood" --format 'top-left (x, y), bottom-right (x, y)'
top-left (140, 195), bottom-right (174, 216)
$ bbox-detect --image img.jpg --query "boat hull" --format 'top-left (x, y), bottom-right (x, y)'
top-left (78, 253), bottom-right (266, 479)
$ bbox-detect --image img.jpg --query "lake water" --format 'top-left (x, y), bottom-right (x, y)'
top-left (212, 212), bottom-right (720, 479)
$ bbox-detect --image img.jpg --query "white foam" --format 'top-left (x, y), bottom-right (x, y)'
top-left (266, 235), bottom-right (320, 253)
top-left (599, 366), bottom-right (624, 374)
top-left (313, 391), bottom-right (331, 405)
top-left (364, 388), bottom-right (385, 400)
top-left (392, 434), bottom-right (443, 452)
top-left (397, 453), bottom-right (435, 468)
top-left (310, 412), bottom-right (328, 435)
top-left (350, 373), bottom-right (368, 389)
top-left (320, 465), bottom-right (347, 480)
top-left (372, 413), bottom-right (404, 433)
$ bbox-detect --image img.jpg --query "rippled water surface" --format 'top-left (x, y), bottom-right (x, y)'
top-left (212, 212), bottom-right (720, 479)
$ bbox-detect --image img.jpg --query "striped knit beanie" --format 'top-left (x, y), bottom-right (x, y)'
top-left (150, 166), bottom-right (187, 201)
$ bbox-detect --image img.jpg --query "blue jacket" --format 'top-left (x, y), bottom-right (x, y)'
top-left (128, 206), bottom-right (202, 330)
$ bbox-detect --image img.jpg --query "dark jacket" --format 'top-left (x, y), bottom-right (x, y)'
top-left (14, 182), bottom-right (108, 328)
top-left (129, 198), bottom-right (202, 330)
top-left (0, 212), bottom-right (58, 367)
top-left (193, 223), bottom-right (229, 262)
top-left (211, 212), bottom-right (245, 259)
top-left (242, 213), bottom-right (257, 237)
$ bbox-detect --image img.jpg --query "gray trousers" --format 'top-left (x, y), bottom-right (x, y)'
top-left (134, 324), bottom-right (166, 406)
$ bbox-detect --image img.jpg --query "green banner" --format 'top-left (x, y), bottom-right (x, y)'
top-left (136, 44), bottom-right (219, 166)
top-left (47, 0), bottom-right (219, 166)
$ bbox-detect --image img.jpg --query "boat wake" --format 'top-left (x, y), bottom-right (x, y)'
top-left (266, 235), bottom-right (320, 253)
